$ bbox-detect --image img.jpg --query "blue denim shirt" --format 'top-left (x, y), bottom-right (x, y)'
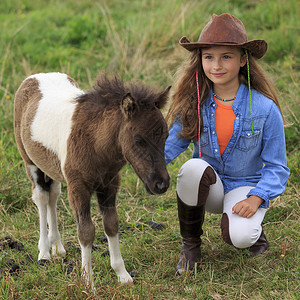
top-left (165, 84), bottom-right (290, 208)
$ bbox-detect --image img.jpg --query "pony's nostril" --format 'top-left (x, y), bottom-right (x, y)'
top-left (156, 181), bottom-right (168, 192)
top-left (156, 182), bottom-right (164, 190)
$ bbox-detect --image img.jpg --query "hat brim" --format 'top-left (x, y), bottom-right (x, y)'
top-left (179, 36), bottom-right (268, 59)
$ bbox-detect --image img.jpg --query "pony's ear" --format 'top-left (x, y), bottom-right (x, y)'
top-left (154, 86), bottom-right (171, 109)
top-left (121, 93), bottom-right (137, 119)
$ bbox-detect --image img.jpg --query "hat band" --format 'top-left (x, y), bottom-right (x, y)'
top-left (197, 40), bottom-right (247, 45)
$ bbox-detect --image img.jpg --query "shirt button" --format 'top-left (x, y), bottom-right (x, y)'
top-left (215, 149), bottom-right (218, 152)
top-left (247, 133), bottom-right (251, 136)
top-left (234, 134), bottom-right (237, 137)
top-left (236, 117), bottom-right (239, 120)
top-left (213, 104), bottom-right (216, 107)
top-left (212, 131), bottom-right (215, 134)
top-left (227, 149), bottom-right (230, 152)
top-left (211, 114), bottom-right (214, 117)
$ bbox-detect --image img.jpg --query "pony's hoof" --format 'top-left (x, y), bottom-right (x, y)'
top-left (129, 270), bottom-right (138, 277)
top-left (38, 250), bottom-right (51, 261)
top-left (38, 259), bottom-right (51, 266)
top-left (118, 272), bottom-right (134, 284)
top-left (51, 243), bottom-right (66, 256)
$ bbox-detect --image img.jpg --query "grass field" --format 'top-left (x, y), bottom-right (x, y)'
top-left (0, 0), bottom-right (299, 299)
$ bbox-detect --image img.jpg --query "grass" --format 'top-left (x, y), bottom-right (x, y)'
top-left (0, 0), bottom-right (299, 299)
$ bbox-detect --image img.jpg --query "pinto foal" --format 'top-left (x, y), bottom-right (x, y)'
top-left (14, 72), bottom-right (170, 285)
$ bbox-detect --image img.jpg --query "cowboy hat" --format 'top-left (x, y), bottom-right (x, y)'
top-left (179, 13), bottom-right (267, 59)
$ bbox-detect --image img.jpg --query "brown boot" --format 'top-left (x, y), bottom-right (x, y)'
top-left (176, 196), bottom-right (205, 275)
top-left (176, 237), bottom-right (202, 275)
top-left (248, 230), bottom-right (269, 256)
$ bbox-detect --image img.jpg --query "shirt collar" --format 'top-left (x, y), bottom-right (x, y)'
top-left (208, 83), bottom-right (248, 115)
top-left (232, 83), bottom-right (248, 114)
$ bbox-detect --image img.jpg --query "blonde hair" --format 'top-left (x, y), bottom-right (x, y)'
top-left (166, 48), bottom-right (282, 140)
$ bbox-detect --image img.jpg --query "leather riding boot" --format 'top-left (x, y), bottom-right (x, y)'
top-left (176, 196), bottom-right (205, 275)
top-left (248, 230), bottom-right (269, 256)
top-left (176, 165), bottom-right (217, 275)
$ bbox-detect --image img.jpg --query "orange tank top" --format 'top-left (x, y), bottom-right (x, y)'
top-left (214, 98), bottom-right (236, 155)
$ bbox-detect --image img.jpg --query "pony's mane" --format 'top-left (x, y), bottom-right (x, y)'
top-left (77, 74), bottom-right (157, 109)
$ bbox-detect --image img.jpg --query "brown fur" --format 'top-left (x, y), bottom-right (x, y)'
top-left (14, 78), bottom-right (64, 184)
top-left (14, 73), bottom-right (170, 259)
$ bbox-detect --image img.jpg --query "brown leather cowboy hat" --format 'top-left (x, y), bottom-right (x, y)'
top-left (179, 13), bottom-right (267, 59)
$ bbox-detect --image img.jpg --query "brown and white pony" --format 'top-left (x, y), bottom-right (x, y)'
top-left (14, 72), bottom-right (170, 285)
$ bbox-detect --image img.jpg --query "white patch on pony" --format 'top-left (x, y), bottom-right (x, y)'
top-left (28, 164), bottom-right (66, 260)
top-left (29, 72), bottom-right (84, 176)
top-left (107, 234), bottom-right (133, 284)
top-left (79, 242), bottom-right (93, 286)
top-left (28, 164), bottom-right (51, 260)
top-left (47, 181), bottom-right (66, 256)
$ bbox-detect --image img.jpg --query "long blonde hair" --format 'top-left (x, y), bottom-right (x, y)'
top-left (166, 48), bottom-right (282, 140)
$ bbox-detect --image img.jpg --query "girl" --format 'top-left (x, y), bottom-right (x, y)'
top-left (164, 13), bottom-right (290, 275)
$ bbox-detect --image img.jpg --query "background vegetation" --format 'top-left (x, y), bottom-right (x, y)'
top-left (0, 0), bottom-right (299, 298)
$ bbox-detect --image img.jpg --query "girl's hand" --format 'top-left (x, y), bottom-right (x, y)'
top-left (232, 196), bottom-right (263, 218)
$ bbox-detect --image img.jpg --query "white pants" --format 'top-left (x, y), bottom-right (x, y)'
top-left (177, 159), bottom-right (267, 248)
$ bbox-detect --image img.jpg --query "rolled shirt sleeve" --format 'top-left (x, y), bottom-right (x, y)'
top-left (165, 121), bottom-right (191, 165)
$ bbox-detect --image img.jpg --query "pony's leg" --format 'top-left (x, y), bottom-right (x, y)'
top-left (27, 165), bottom-right (51, 261)
top-left (96, 180), bottom-right (133, 284)
top-left (47, 180), bottom-right (66, 256)
top-left (67, 182), bottom-right (94, 286)
top-left (105, 212), bottom-right (133, 284)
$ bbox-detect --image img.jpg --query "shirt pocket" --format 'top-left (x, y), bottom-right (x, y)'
top-left (200, 126), bottom-right (209, 147)
top-left (236, 130), bottom-right (261, 152)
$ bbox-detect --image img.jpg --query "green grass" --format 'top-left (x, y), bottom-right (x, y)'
top-left (0, 0), bottom-right (299, 299)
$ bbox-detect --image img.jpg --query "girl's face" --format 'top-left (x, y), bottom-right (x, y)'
top-left (201, 46), bottom-right (246, 90)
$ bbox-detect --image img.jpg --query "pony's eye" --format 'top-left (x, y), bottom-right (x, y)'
top-left (134, 135), bottom-right (147, 147)
top-left (153, 127), bottom-right (162, 137)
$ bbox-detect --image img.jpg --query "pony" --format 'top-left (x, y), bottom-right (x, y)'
top-left (14, 72), bottom-right (170, 285)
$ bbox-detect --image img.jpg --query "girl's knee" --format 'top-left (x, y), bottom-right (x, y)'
top-left (221, 213), bottom-right (261, 248)
top-left (230, 228), bottom-right (260, 248)
top-left (177, 159), bottom-right (216, 206)
top-left (178, 159), bottom-right (211, 180)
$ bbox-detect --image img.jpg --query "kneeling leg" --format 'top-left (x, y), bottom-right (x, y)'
top-left (221, 186), bottom-right (268, 255)
top-left (176, 159), bottom-right (219, 275)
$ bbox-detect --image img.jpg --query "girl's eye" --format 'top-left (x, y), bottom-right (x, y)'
top-left (204, 55), bottom-right (213, 59)
top-left (224, 55), bottom-right (231, 59)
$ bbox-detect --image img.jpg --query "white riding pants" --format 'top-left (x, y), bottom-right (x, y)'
top-left (177, 159), bottom-right (267, 248)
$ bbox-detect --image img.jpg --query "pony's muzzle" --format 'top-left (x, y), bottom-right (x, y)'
top-left (155, 180), bottom-right (169, 194)
top-left (145, 173), bottom-right (170, 195)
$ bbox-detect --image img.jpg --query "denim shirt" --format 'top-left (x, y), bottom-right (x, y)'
top-left (165, 84), bottom-right (290, 208)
